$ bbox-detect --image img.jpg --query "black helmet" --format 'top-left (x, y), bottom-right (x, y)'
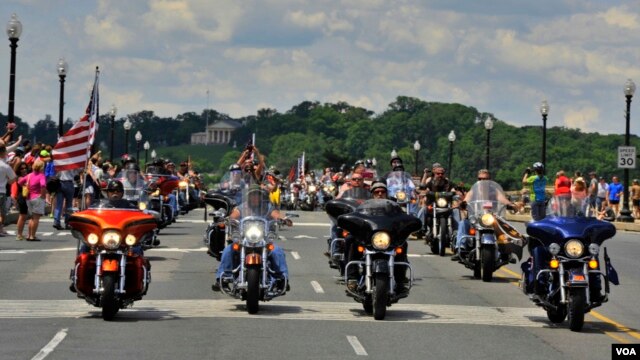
top-left (124, 161), bottom-right (140, 172)
top-left (106, 179), bottom-right (124, 193)
top-left (390, 156), bottom-right (403, 165)
top-left (229, 163), bottom-right (241, 171)
top-left (365, 159), bottom-right (373, 168)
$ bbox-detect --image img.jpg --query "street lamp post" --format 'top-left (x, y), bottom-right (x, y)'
top-left (57, 58), bottom-right (67, 137)
top-left (413, 140), bottom-right (421, 177)
top-left (123, 118), bottom-right (132, 156)
top-left (151, 149), bottom-right (157, 161)
top-left (484, 116), bottom-right (494, 171)
top-left (143, 141), bottom-right (150, 165)
top-left (109, 105), bottom-right (117, 162)
top-left (6, 13), bottom-right (22, 135)
top-left (540, 100), bottom-right (549, 173)
top-left (135, 131), bottom-right (142, 166)
top-left (618, 79), bottom-right (636, 222)
top-left (448, 130), bottom-right (456, 179)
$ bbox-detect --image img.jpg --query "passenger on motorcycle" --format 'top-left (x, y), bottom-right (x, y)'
top-left (213, 188), bottom-right (292, 291)
top-left (345, 180), bottom-right (409, 294)
top-left (237, 144), bottom-right (265, 184)
top-left (451, 169), bottom-right (518, 260)
top-left (337, 171), bottom-right (367, 199)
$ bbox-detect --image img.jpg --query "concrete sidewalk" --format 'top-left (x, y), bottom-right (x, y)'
top-left (505, 213), bottom-right (640, 232)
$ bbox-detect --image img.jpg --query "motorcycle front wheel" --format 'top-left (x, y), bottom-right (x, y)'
top-left (481, 246), bottom-right (495, 282)
top-left (246, 267), bottom-right (260, 314)
top-left (373, 273), bottom-right (388, 320)
top-left (438, 217), bottom-right (447, 257)
top-left (568, 289), bottom-right (586, 331)
top-left (101, 273), bottom-right (119, 321)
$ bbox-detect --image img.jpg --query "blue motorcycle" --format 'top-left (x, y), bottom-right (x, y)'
top-left (521, 195), bottom-right (619, 332)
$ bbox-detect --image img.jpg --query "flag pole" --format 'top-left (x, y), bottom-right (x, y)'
top-left (80, 66), bottom-right (100, 211)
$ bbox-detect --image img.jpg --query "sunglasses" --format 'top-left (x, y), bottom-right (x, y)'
top-left (352, 178), bottom-right (363, 181)
top-left (435, 172), bottom-right (445, 175)
top-left (478, 177), bottom-right (489, 180)
top-left (373, 190), bottom-right (387, 194)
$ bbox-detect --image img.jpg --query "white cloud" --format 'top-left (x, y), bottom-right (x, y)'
top-left (563, 105), bottom-right (600, 131)
top-left (287, 10), bottom-right (326, 28)
top-left (223, 48), bottom-right (275, 62)
top-left (83, 15), bottom-right (132, 50)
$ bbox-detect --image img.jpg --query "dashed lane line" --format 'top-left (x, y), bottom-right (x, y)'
top-left (346, 336), bottom-right (368, 356)
top-left (31, 328), bottom-right (68, 360)
top-left (291, 251), bottom-right (301, 260)
top-left (310, 281), bottom-right (325, 294)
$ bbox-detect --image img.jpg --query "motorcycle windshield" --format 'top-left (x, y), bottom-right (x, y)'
top-left (115, 169), bottom-right (148, 202)
top-left (386, 171), bottom-right (414, 201)
top-left (340, 187), bottom-right (371, 202)
top-left (89, 198), bottom-right (139, 210)
top-left (337, 199), bottom-right (422, 243)
top-left (238, 188), bottom-right (272, 219)
top-left (466, 180), bottom-right (507, 217)
top-left (546, 195), bottom-right (588, 218)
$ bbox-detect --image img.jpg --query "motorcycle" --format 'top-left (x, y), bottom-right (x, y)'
top-left (324, 187), bottom-right (371, 274)
top-left (320, 180), bottom-right (338, 206)
top-left (521, 195), bottom-right (618, 332)
top-left (339, 199), bottom-right (421, 320)
top-left (146, 173), bottom-right (180, 229)
top-left (456, 180), bottom-right (526, 282)
top-left (386, 171), bottom-right (417, 214)
top-left (216, 188), bottom-right (289, 314)
top-left (203, 190), bottom-right (237, 261)
top-left (68, 198), bottom-right (157, 320)
top-left (299, 183), bottom-right (318, 211)
top-left (424, 191), bottom-right (456, 256)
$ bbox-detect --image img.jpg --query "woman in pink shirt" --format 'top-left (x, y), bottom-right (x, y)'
top-left (18, 159), bottom-right (46, 241)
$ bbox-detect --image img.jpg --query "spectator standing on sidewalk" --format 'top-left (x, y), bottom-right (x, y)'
top-left (10, 162), bottom-right (29, 240)
top-left (18, 159), bottom-right (46, 241)
top-left (0, 145), bottom-right (17, 237)
top-left (631, 179), bottom-right (640, 219)
top-left (596, 177), bottom-right (608, 211)
top-left (607, 176), bottom-right (624, 217)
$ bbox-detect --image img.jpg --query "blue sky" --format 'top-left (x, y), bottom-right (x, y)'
top-left (0, 0), bottom-right (639, 135)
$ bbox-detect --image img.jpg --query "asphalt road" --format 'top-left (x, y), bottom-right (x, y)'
top-left (0, 208), bottom-right (638, 360)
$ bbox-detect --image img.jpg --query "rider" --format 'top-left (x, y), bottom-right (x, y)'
top-left (451, 169), bottom-right (517, 261)
top-left (523, 162), bottom-right (548, 221)
top-left (337, 170), bottom-right (367, 199)
top-left (121, 162), bottom-right (146, 200)
top-left (212, 187), bottom-right (292, 292)
top-left (385, 156), bottom-right (417, 214)
top-left (418, 165), bottom-right (457, 241)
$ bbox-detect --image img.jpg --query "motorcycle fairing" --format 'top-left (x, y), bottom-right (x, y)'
top-left (203, 192), bottom-right (236, 214)
top-left (325, 199), bottom-right (359, 223)
top-left (526, 217), bottom-right (616, 246)
top-left (337, 199), bottom-right (422, 244)
top-left (68, 208), bottom-right (157, 244)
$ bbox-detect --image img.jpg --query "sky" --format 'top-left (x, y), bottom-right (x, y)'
top-left (0, 0), bottom-right (639, 135)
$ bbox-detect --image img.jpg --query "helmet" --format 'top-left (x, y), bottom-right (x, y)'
top-left (354, 159), bottom-right (365, 167)
top-left (390, 156), bottom-right (403, 166)
top-left (370, 181), bottom-right (387, 193)
top-left (106, 180), bottom-right (124, 193)
top-left (533, 162), bottom-right (544, 171)
top-left (229, 163), bottom-right (241, 171)
top-left (124, 161), bottom-right (140, 172)
top-left (365, 159), bottom-right (373, 168)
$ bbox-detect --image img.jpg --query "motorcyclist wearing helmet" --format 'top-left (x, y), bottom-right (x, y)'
top-left (523, 162), bottom-right (548, 221)
top-left (213, 188), bottom-right (292, 292)
top-left (121, 162), bottom-right (146, 201)
top-left (385, 156), bottom-right (417, 214)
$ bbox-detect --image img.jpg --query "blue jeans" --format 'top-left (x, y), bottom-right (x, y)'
top-left (167, 194), bottom-right (178, 217)
top-left (216, 244), bottom-right (288, 279)
top-left (54, 180), bottom-right (75, 226)
top-left (531, 200), bottom-right (546, 221)
top-left (455, 219), bottom-right (471, 250)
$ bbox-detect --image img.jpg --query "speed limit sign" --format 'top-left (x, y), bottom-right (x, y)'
top-left (618, 146), bottom-right (636, 169)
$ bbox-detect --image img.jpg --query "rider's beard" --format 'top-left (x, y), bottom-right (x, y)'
top-left (433, 177), bottom-right (446, 189)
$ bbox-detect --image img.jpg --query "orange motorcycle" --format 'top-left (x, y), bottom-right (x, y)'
top-left (68, 198), bottom-right (157, 320)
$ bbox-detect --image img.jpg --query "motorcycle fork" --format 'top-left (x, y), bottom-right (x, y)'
top-left (364, 251), bottom-right (395, 295)
top-left (94, 253), bottom-right (127, 295)
top-left (558, 262), bottom-right (590, 305)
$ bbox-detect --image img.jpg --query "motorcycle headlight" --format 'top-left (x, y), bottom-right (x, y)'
top-left (480, 213), bottom-right (495, 227)
top-left (308, 185), bottom-right (317, 192)
top-left (588, 243), bottom-right (599, 256)
top-left (151, 189), bottom-right (160, 197)
top-left (548, 243), bottom-right (561, 256)
top-left (372, 232), bottom-right (391, 250)
top-left (179, 181), bottom-right (188, 189)
top-left (564, 239), bottom-right (584, 258)
top-left (244, 222), bottom-right (264, 244)
top-left (87, 233), bottom-right (99, 245)
top-left (102, 231), bottom-right (122, 250)
top-left (138, 202), bottom-right (147, 211)
top-left (396, 191), bottom-right (407, 201)
top-left (125, 234), bottom-right (137, 246)
top-left (436, 198), bottom-right (448, 208)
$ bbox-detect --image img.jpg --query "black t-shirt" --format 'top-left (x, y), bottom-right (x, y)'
top-left (425, 178), bottom-right (454, 192)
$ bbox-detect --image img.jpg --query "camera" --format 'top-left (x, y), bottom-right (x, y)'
top-left (524, 167), bottom-right (531, 175)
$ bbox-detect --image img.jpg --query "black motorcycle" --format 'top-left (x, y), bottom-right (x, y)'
top-left (424, 191), bottom-right (455, 256)
top-left (202, 190), bottom-right (237, 261)
top-left (521, 195), bottom-right (618, 332)
top-left (339, 199), bottom-right (421, 320)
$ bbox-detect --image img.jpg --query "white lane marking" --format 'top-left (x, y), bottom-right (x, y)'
top-left (176, 219), bottom-right (206, 224)
top-left (0, 250), bottom-right (27, 254)
top-left (31, 328), bottom-right (68, 360)
top-left (310, 281), bottom-right (325, 294)
top-left (292, 223), bottom-right (331, 227)
top-left (407, 254), bottom-right (436, 258)
top-left (291, 251), bottom-right (301, 260)
top-left (0, 300), bottom-right (547, 326)
top-left (346, 336), bottom-right (368, 356)
top-left (0, 247), bottom-right (210, 255)
top-left (41, 232), bottom-right (54, 237)
top-left (57, 232), bottom-right (71, 236)
top-left (294, 235), bottom-right (317, 239)
top-left (4, 230), bottom-right (68, 237)
top-left (279, 236), bottom-right (287, 242)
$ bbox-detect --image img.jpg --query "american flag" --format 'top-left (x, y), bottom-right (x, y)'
top-left (53, 69), bottom-right (99, 172)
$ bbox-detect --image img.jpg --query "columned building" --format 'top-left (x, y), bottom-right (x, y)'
top-left (191, 119), bottom-right (242, 145)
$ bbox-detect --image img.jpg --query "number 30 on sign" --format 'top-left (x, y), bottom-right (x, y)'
top-left (618, 146), bottom-right (636, 169)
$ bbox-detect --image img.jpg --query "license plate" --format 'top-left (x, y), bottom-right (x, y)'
top-left (570, 274), bottom-right (585, 282)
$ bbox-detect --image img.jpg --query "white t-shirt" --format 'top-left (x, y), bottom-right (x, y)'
top-left (597, 182), bottom-right (609, 198)
top-left (0, 159), bottom-right (17, 194)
